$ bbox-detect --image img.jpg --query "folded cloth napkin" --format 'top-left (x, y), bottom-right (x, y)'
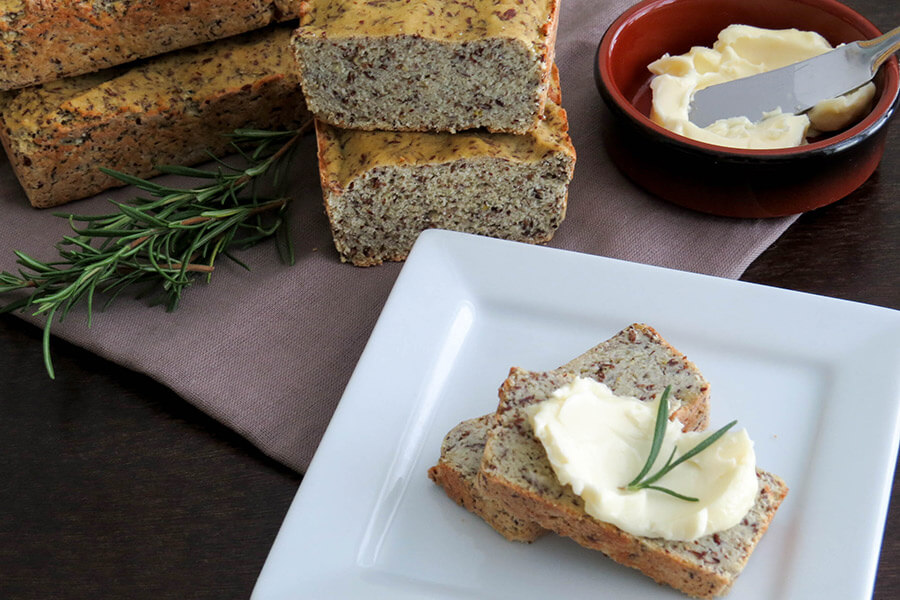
top-left (0, 0), bottom-right (796, 472)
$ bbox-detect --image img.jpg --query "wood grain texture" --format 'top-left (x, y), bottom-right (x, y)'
top-left (0, 0), bottom-right (897, 598)
top-left (0, 315), bottom-right (301, 600)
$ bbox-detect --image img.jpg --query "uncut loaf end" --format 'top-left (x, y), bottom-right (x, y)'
top-left (0, 1), bottom-right (302, 90)
top-left (314, 68), bottom-right (575, 267)
top-left (292, 0), bottom-right (560, 133)
top-left (0, 26), bottom-right (310, 209)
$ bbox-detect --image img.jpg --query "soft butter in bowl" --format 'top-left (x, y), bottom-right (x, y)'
top-left (593, 0), bottom-right (899, 218)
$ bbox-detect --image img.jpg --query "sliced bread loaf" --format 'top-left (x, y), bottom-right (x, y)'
top-left (428, 415), bottom-right (547, 543)
top-left (477, 326), bottom-right (788, 598)
top-left (0, 26), bottom-right (309, 208)
top-left (292, 0), bottom-right (560, 133)
top-left (313, 67), bottom-right (575, 266)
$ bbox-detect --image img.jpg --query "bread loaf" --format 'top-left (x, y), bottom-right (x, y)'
top-left (314, 68), bottom-right (575, 267)
top-left (0, 26), bottom-right (309, 208)
top-left (291, 0), bottom-right (560, 133)
top-left (0, 1), bottom-right (302, 90)
top-left (476, 325), bottom-right (788, 598)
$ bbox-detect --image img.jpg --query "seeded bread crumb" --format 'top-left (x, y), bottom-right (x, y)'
top-left (291, 0), bottom-right (560, 133)
top-left (314, 67), bottom-right (575, 267)
top-left (428, 415), bottom-right (547, 543)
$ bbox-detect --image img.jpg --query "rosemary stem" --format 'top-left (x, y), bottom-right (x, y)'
top-left (0, 121), bottom-right (311, 378)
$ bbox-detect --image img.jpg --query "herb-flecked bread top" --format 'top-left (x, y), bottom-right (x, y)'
top-left (0, 0), bottom-right (301, 90)
top-left (0, 27), bottom-right (298, 147)
top-left (298, 0), bottom-right (557, 43)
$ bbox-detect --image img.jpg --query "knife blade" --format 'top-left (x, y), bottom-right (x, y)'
top-left (688, 26), bottom-right (900, 128)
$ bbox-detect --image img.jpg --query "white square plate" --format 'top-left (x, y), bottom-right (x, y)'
top-left (253, 230), bottom-right (900, 599)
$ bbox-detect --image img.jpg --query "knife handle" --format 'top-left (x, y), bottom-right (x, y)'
top-left (859, 26), bottom-right (900, 76)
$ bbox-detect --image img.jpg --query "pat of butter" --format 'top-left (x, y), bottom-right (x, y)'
top-left (529, 377), bottom-right (758, 541)
top-left (647, 24), bottom-right (876, 149)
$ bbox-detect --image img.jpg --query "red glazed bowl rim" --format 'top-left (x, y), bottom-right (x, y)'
top-left (595, 0), bottom-right (900, 161)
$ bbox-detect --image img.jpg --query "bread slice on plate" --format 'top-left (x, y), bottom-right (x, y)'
top-left (430, 323), bottom-right (712, 541)
top-left (477, 325), bottom-right (788, 599)
top-left (428, 415), bottom-right (547, 543)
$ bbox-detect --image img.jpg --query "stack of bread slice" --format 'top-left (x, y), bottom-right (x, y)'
top-left (0, 1), bottom-right (310, 208)
top-left (290, 0), bottom-right (576, 266)
top-left (429, 323), bottom-right (788, 599)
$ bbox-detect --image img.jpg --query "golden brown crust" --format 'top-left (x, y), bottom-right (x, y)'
top-left (533, 0), bottom-right (562, 128)
top-left (479, 467), bottom-right (786, 598)
top-left (0, 1), bottom-right (302, 90)
top-left (1, 26), bottom-right (310, 208)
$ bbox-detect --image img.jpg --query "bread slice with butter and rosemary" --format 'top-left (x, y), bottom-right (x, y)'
top-left (429, 323), bottom-right (711, 542)
top-left (476, 325), bottom-right (788, 599)
top-left (428, 415), bottom-right (547, 543)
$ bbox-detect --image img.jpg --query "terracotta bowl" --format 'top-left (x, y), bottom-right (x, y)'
top-left (594, 0), bottom-right (899, 218)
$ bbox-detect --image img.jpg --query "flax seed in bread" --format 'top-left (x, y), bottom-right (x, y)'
top-left (0, 1), bottom-right (301, 90)
top-left (476, 325), bottom-right (788, 599)
top-left (428, 415), bottom-right (547, 543)
top-left (0, 26), bottom-right (309, 209)
top-left (291, 0), bottom-right (560, 133)
top-left (314, 70), bottom-right (575, 267)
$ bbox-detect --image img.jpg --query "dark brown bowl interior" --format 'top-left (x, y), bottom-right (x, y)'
top-left (595, 0), bottom-right (899, 217)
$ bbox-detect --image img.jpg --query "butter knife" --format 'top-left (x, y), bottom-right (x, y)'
top-left (688, 26), bottom-right (900, 127)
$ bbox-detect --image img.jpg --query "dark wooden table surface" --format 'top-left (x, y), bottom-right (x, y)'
top-left (1, 3), bottom-right (898, 599)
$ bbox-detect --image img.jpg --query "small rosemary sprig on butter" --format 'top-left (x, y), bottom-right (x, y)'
top-left (624, 386), bottom-right (737, 502)
top-left (0, 124), bottom-right (310, 378)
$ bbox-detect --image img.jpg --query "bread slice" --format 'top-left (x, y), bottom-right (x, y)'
top-left (430, 323), bottom-right (711, 542)
top-left (541, 323), bottom-right (712, 431)
top-left (428, 415), bottom-right (547, 543)
top-left (291, 0), bottom-right (560, 133)
top-left (0, 1), bottom-right (301, 90)
top-left (477, 326), bottom-right (788, 599)
top-left (313, 67), bottom-right (575, 266)
top-left (0, 26), bottom-right (309, 208)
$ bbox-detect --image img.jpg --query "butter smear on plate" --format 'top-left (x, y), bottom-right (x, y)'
top-left (529, 377), bottom-right (758, 541)
top-left (648, 24), bottom-right (876, 149)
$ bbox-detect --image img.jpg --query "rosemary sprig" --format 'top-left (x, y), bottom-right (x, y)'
top-left (0, 123), bottom-right (311, 378)
top-left (624, 386), bottom-right (737, 502)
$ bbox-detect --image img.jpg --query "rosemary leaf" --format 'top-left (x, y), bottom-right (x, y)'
top-left (627, 385), bottom-right (672, 488)
top-left (625, 385), bottom-right (738, 502)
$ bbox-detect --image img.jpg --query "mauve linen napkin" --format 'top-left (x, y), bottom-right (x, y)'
top-left (0, 0), bottom-right (797, 472)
